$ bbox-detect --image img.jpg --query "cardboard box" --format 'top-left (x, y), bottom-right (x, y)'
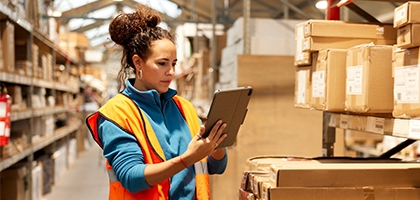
top-left (251, 174), bottom-right (270, 199)
top-left (299, 20), bottom-right (396, 52)
top-left (397, 24), bottom-right (420, 48)
top-left (394, 1), bottom-right (420, 28)
top-left (392, 46), bottom-right (420, 118)
top-left (0, 164), bottom-right (27, 200)
top-left (303, 20), bottom-right (397, 39)
top-left (263, 187), bottom-right (420, 200)
top-left (238, 188), bottom-right (256, 200)
top-left (345, 44), bottom-right (394, 113)
top-left (269, 163), bottom-right (420, 188)
top-left (303, 37), bottom-right (395, 52)
top-left (1, 20), bottom-right (15, 72)
top-left (310, 49), bottom-right (347, 111)
top-left (245, 156), bottom-right (313, 171)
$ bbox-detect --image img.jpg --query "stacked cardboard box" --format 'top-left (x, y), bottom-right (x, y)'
top-left (345, 44), bottom-right (394, 113)
top-left (393, 2), bottom-right (420, 118)
top-left (240, 156), bottom-right (420, 200)
top-left (294, 20), bottom-right (397, 113)
top-left (219, 17), bottom-right (304, 89)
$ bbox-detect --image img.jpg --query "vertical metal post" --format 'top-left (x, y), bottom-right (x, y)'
top-left (322, 112), bottom-right (336, 156)
top-left (192, 0), bottom-right (199, 53)
top-left (209, 0), bottom-right (217, 97)
top-left (326, 0), bottom-right (340, 20)
top-left (283, 0), bottom-right (289, 19)
top-left (243, 0), bottom-right (251, 54)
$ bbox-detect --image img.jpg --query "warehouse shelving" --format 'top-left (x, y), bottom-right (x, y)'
top-left (322, 0), bottom-right (420, 158)
top-left (0, 1), bottom-right (85, 200)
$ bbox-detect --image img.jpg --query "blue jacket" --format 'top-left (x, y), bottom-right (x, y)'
top-left (97, 79), bottom-right (228, 199)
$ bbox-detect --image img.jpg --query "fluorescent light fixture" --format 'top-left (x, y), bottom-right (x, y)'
top-left (316, 0), bottom-right (328, 9)
top-left (51, 11), bottom-right (62, 17)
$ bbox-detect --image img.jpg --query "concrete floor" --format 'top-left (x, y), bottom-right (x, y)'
top-left (43, 145), bottom-right (109, 200)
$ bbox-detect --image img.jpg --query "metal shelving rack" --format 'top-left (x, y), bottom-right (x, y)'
top-left (0, 2), bottom-right (84, 199)
top-left (322, 0), bottom-right (420, 158)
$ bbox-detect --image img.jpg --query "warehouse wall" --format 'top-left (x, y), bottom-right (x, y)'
top-left (210, 55), bottom-right (324, 200)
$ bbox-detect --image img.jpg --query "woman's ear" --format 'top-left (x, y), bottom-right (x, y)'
top-left (132, 54), bottom-right (143, 71)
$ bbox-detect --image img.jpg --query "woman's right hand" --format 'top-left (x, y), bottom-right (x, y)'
top-left (182, 120), bottom-right (227, 165)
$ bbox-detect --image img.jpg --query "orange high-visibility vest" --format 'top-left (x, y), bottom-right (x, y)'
top-left (86, 93), bottom-right (210, 200)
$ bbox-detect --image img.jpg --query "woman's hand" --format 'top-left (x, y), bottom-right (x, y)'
top-left (182, 120), bottom-right (227, 165)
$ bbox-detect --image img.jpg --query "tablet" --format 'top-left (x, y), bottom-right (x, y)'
top-left (202, 86), bottom-right (253, 148)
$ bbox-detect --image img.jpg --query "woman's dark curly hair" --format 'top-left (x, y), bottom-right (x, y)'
top-left (108, 4), bottom-right (175, 91)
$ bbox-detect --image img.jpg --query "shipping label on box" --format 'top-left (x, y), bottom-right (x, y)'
top-left (345, 45), bottom-right (394, 113)
top-left (397, 24), bottom-right (420, 48)
top-left (392, 47), bottom-right (420, 118)
top-left (294, 67), bottom-right (312, 109)
top-left (394, 65), bottom-right (420, 104)
top-left (394, 1), bottom-right (420, 28)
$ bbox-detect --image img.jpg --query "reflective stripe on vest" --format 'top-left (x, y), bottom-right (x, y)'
top-left (86, 93), bottom-right (210, 200)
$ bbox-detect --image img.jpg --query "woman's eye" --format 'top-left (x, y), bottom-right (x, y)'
top-left (158, 62), bottom-right (166, 66)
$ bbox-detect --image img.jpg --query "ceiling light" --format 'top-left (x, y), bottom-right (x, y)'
top-left (51, 11), bottom-right (62, 17)
top-left (315, 0), bottom-right (328, 9)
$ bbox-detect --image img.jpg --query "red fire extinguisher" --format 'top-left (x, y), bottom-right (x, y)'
top-left (0, 85), bottom-right (12, 146)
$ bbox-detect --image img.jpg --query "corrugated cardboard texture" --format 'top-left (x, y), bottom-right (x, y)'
top-left (345, 45), bottom-right (393, 113)
top-left (310, 49), bottom-right (347, 111)
top-left (267, 187), bottom-right (420, 200)
top-left (210, 55), bottom-right (323, 200)
top-left (304, 20), bottom-right (397, 39)
top-left (397, 24), bottom-right (420, 48)
top-left (270, 163), bottom-right (420, 187)
top-left (303, 37), bottom-right (395, 52)
top-left (392, 47), bottom-right (420, 118)
top-left (394, 2), bottom-right (420, 28)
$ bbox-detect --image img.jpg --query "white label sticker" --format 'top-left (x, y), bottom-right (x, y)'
top-left (312, 70), bottom-right (325, 98)
top-left (297, 70), bottom-right (307, 104)
top-left (394, 65), bottom-right (420, 103)
top-left (367, 117), bottom-right (385, 134)
top-left (0, 102), bottom-right (6, 118)
top-left (409, 119), bottom-right (420, 139)
top-left (0, 121), bottom-right (5, 136)
top-left (395, 8), bottom-right (407, 23)
top-left (346, 66), bottom-right (363, 95)
top-left (340, 114), bottom-right (349, 129)
top-left (295, 26), bottom-right (304, 61)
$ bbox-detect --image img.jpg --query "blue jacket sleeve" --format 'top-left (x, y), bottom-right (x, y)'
top-left (207, 148), bottom-right (228, 174)
top-left (98, 117), bottom-right (151, 193)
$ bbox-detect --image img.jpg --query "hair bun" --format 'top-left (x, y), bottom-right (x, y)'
top-left (108, 4), bottom-right (162, 46)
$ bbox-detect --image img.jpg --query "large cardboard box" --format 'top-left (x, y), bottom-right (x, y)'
top-left (303, 20), bottom-right (397, 39)
top-left (262, 186), bottom-right (420, 200)
top-left (269, 163), bottom-right (420, 188)
top-left (310, 49), bottom-right (347, 111)
top-left (1, 20), bottom-right (15, 72)
top-left (394, 1), bottom-right (420, 28)
top-left (303, 37), bottom-right (395, 52)
top-left (393, 46), bottom-right (420, 118)
top-left (397, 24), bottom-right (420, 48)
top-left (345, 44), bottom-right (394, 113)
top-left (299, 20), bottom-right (396, 52)
top-left (0, 164), bottom-right (27, 200)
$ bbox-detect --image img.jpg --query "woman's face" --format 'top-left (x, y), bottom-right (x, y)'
top-left (134, 39), bottom-right (177, 95)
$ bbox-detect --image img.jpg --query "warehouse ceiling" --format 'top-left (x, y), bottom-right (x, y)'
top-left (52, 0), bottom-right (401, 49)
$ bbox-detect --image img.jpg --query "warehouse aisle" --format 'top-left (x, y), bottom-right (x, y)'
top-left (43, 145), bottom-right (109, 200)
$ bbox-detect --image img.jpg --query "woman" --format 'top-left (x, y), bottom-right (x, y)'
top-left (86, 3), bottom-right (228, 200)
